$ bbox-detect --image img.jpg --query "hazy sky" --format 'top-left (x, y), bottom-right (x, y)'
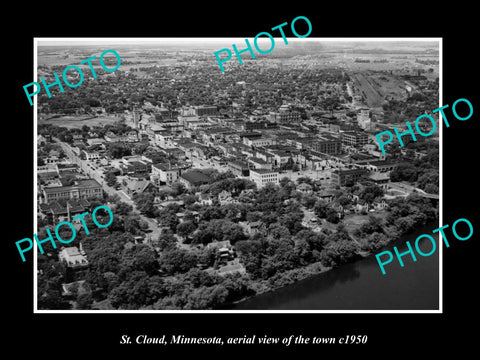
top-left (36, 37), bottom-right (440, 46)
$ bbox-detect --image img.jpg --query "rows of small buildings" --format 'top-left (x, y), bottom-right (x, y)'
top-left (38, 101), bottom-right (429, 208)
top-left (39, 101), bottom-right (420, 203)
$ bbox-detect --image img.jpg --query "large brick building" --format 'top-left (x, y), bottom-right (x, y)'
top-left (341, 131), bottom-right (369, 148)
top-left (42, 179), bottom-right (103, 204)
top-left (308, 136), bottom-right (342, 155)
top-left (331, 168), bottom-right (367, 186)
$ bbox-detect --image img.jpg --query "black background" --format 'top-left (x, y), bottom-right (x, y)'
top-left (5, 3), bottom-right (478, 356)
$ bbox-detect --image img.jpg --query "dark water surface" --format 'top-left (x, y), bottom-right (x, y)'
top-left (229, 223), bottom-right (440, 310)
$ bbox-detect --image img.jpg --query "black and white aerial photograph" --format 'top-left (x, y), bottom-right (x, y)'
top-left (6, 4), bottom-right (480, 357)
top-left (34, 38), bottom-right (441, 311)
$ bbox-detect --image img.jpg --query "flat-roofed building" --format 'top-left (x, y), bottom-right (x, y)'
top-left (42, 179), bottom-right (102, 204)
top-left (82, 150), bottom-right (101, 161)
top-left (151, 163), bottom-right (180, 185)
top-left (120, 160), bottom-right (151, 176)
top-left (244, 137), bottom-right (276, 147)
top-left (249, 169), bottom-right (279, 188)
top-left (193, 105), bottom-right (217, 117)
top-left (366, 160), bottom-right (398, 173)
top-left (269, 111), bottom-right (302, 123)
top-left (155, 132), bottom-right (176, 149)
top-left (227, 160), bottom-right (250, 177)
top-left (179, 170), bottom-right (212, 189)
top-left (248, 157), bottom-right (273, 170)
top-left (331, 168), bottom-right (367, 186)
top-left (341, 131), bottom-right (369, 148)
top-left (308, 135), bottom-right (342, 155)
top-left (357, 108), bottom-right (372, 130)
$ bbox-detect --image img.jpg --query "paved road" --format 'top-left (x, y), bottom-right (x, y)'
top-left (55, 138), bottom-right (161, 242)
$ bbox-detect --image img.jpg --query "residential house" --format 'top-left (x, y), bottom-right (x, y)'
top-left (296, 182), bottom-right (313, 194)
top-left (245, 220), bottom-right (263, 236)
top-left (176, 211), bottom-right (200, 223)
top-left (317, 189), bottom-right (336, 203)
top-left (123, 178), bottom-right (157, 196)
top-left (218, 190), bottom-right (236, 205)
top-left (197, 193), bottom-right (213, 206)
top-left (59, 246), bottom-right (88, 268)
top-left (217, 259), bottom-right (247, 276)
top-left (368, 172), bottom-right (390, 189)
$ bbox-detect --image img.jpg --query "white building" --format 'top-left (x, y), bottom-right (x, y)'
top-left (151, 163), bottom-right (180, 185)
top-left (243, 137), bottom-right (276, 147)
top-left (357, 108), bottom-right (371, 130)
top-left (58, 246), bottom-right (88, 268)
top-left (82, 150), bottom-right (101, 161)
top-left (249, 169), bottom-right (279, 188)
top-left (155, 132), bottom-right (176, 149)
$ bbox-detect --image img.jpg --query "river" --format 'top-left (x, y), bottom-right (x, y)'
top-left (229, 223), bottom-right (440, 310)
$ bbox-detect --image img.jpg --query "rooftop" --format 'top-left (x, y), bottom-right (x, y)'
top-left (180, 170), bottom-right (212, 185)
top-left (152, 163), bottom-right (180, 171)
top-left (43, 178), bottom-right (102, 193)
top-left (250, 168), bottom-right (278, 175)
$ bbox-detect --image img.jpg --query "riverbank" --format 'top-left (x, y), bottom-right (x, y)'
top-left (223, 218), bottom-right (439, 309)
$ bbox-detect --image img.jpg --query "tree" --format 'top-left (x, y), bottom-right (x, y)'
top-left (360, 232), bottom-right (389, 252)
top-left (133, 192), bottom-right (157, 218)
top-left (320, 239), bottom-right (359, 267)
top-left (38, 290), bottom-right (71, 310)
top-left (192, 219), bottom-right (246, 245)
top-left (123, 215), bottom-right (146, 235)
top-left (358, 215), bottom-right (384, 235)
top-left (183, 268), bottom-right (216, 288)
top-left (76, 293), bottom-right (93, 310)
top-left (424, 183), bottom-right (438, 194)
top-left (156, 230), bottom-right (177, 251)
top-left (133, 143), bottom-right (149, 155)
top-left (114, 201), bottom-right (133, 216)
top-left (158, 248), bottom-right (198, 275)
top-left (337, 194), bottom-right (352, 207)
top-left (184, 284), bottom-right (229, 310)
top-left (176, 220), bottom-right (197, 239)
top-left (314, 199), bottom-right (328, 218)
top-left (119, 244), bottom-right (159, 277)
top-left (279, 177), bottom-right (291, 188)
top-left (235, 239), bottom-right (266, 279)
top-left (390, 163), bottom-right (418, 182)
top-left (417, 170), bottom-right (439, 193)
top-left (107, 142), bottom-right (131, 159)
top-left (105, 171), bottom-right (118, 187)
top-left (295, 229), bottom-right (325, 252)
top-left (359, 183), bottom-right (384, 204)
top-left (109, 271), bottom-right (165, 309)
top-left (326, 208), bottom-right (340, 224)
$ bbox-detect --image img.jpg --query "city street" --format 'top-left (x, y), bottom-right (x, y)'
top-left (55, 138), bottom-right (161, 242)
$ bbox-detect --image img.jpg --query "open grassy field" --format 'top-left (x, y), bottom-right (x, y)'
top-left (342, 210), bottom-right (389, 234)
top-left (38, 115), bottom-right (123, 129)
